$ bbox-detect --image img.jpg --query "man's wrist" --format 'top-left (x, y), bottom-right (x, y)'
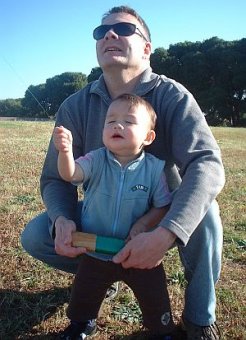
top-left (52, 215), bottom-right (67, 238)
top-left (156, 226), bottom-right (177, 245)
top-left (55, 215), bottom-right (67, 225)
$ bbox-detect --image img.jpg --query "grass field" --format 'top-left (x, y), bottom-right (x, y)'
top-left (0, 121), bottom-right (245, 339)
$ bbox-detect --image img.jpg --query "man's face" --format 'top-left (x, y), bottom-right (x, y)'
top-left (95, 13), bottom-right (151, 71)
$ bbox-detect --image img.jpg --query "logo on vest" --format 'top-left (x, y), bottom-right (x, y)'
top-left (131, 184), bottom-right (148, 192)
top-left (161, 312), bottom-right (171, 325)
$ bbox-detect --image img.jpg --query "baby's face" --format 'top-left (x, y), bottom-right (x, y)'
top-left (102, 100), bottom-right (152, 159)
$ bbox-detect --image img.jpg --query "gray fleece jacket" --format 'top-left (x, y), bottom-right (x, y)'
top-left (41, 67), bottom-right (225, 246)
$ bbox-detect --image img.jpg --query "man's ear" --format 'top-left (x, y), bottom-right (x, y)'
top-left (143, 130), bottom-right (156, 146)
top-left (143, 41), bottom-right (152, 60)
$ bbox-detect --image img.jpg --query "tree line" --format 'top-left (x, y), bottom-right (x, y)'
top-left (1, 37), bottom-right (245, 126)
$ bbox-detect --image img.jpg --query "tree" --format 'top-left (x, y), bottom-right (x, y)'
top-left (45, 72), bottom-right (87, 114)
top-left (151, 38), bottom-right (246, 126)
top-left (21, 72), bottom-right (87, 117)
top-left (201, 38), bottom-right (246, 126)
top-left (150, 48), bottom-right (169, 75)
top-left (87, 67), bottom-right (102, 82)
top-left (21, 84), bottom-right (47, 118)
top-left (0, 98), bottom-right (25, 117)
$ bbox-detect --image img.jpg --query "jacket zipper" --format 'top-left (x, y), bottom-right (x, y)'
top-left (112, 168), bottom-right (125, 236)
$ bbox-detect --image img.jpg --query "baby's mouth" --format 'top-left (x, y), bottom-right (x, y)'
top-left (112, 133), bottom-right (123, 139)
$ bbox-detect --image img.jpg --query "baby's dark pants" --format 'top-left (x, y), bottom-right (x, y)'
top-left (67, 254), bottom-right (174, 334)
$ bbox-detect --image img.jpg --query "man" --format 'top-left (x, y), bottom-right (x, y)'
top-left (21, 6), bottom-right (224, 340)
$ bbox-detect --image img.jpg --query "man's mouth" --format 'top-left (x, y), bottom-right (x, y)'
top-left (105, 47), bottom-right (122, 53)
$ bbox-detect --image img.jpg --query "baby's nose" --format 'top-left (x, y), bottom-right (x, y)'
top-left (114, 122), bottom-right (124, 129)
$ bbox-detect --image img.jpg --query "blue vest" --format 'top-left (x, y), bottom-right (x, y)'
top-left (75, 147), bottom-right (170, 259)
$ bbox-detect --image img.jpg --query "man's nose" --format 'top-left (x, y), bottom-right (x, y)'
top-left (104, 28), bottom-right (118, 40)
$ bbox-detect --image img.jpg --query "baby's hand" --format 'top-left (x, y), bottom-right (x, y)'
top-left (53, 126), bottom-right (73, 153)
top-left (127, 221), bottom-right (148, 241)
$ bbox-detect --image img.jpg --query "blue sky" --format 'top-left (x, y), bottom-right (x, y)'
top-left (0, 0), bottom-right (245, 100)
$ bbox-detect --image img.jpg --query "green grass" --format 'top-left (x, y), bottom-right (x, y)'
top-left (0, 122), bottom-right (245, 339)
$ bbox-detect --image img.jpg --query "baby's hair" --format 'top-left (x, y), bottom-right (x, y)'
top-left (102, 5), bottom-right (151, 42)
top-left (112, 93), bottom-right (157, 130)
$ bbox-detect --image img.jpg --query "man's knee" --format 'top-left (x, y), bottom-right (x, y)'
top-left (20, 212), bottom-right (50, 255)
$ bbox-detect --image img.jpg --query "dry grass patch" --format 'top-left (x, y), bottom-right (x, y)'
top-left (0, 122), bottom-right (245, 339)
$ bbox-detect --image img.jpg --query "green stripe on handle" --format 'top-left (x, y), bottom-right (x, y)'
top-left (95, 235), bottom-right (125, 254)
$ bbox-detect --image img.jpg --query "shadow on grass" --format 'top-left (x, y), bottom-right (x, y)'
top-left (0, 288), bottom-right (186, 339)
top-left (0, 287), bottom-right (70, 339)
top-left (113, 328), bottom-right (186, 339)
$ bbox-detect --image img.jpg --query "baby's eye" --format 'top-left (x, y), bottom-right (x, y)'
top-left (125, 120), bottom-right (134, 124)
top-left (107, 120), bottom-right (115, 124)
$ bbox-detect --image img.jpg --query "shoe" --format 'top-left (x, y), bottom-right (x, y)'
top-left (181, 316), bottom-right (221, 340)
top-left (149, 335), bottom-right (173, 340)
top-left (105, 281), bottom-right (119, 301)
top-left (148, 334), bottom-right (172, 340)
top-left (59, 319), bottom-right (97, 340)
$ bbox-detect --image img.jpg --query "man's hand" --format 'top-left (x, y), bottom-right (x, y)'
top-left (54, 216), bottom-right (86, 257)
top-left (113, 227), bottom-right (176, 269)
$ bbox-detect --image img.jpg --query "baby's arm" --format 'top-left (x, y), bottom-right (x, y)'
top-left (128, 205), bottom-right (170, 240)
top-left (53, 126), bottom-right (84, 183)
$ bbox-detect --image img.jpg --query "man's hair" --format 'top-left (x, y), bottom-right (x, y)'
top-left (113, 93), bottom-right (156, 129)
top-left (102, 6), bottom-right (151, 42)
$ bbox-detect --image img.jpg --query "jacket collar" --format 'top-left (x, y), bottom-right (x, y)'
top-left (89, 67), bottom-right (160, 104)
top-left (106, 148), bottom-right (145, 171)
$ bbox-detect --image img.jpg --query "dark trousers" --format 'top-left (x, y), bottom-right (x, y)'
top-left (67, 254), bottom-right (174, 334)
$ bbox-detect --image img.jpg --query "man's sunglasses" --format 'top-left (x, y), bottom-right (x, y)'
top-left (93, 22), bottom-right (148, 42)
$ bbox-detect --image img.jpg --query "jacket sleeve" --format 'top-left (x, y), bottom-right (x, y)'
top-left (157, 87), bottom-right (225, 245)
top-left (40, 90), bottom-right (86, 237)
